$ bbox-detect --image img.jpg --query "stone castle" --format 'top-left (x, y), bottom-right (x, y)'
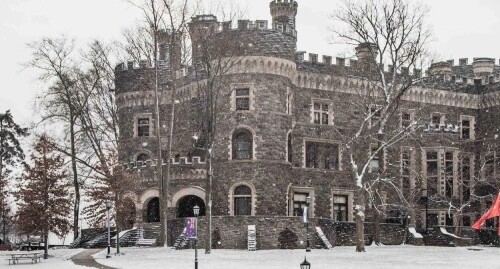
top-left (113, 0), bottom-right (500, 248)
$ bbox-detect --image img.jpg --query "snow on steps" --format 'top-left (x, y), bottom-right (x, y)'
top-left (136, 238), bottom-right (157, 247)
top-left (247, 225), bottom-right (256, 251)
top-left (83, 231), bottom-right (117, 248)
top-left (111, 227), bottom-right (140, 247)
top-left (315, 227), bottom-right (333, 249)
top-left (173, 228), bottom-right (188, 250)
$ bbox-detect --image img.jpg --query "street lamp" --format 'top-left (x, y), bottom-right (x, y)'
top-left (193, 205), bottom-right (200, 269)
top-left (105, 200), bottom-right (112, 258)
top-left (300, 257), bottom-right (311, 269)
top-left (305, 196), bottom-right (311, 252)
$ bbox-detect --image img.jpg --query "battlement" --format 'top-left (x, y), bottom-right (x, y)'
top-left (124, 156), bottom-right (206, 170)
top-left (115, 60), bottom-right (155, 72)
top-left (270, 0), bottom-right (298, 7)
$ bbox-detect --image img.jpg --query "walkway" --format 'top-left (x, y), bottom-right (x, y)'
top-left (71, 249), bottom-right (117, 269)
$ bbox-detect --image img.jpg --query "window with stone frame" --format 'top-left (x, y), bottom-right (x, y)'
top-left (137, 117), bottom-right (151, 137)
top-left (368, 105), bottom-right (382, 128)
top-left (235, 88), bottom-right (250, 111)
top-left (232, 129), bottom-right (253, 160)
top-left (312, 101), bottom-right (331, 125)
top-left (333, 195), bottom-right (348, 221)
top-left (426, 151), bottom-right (439, 196)
top-left (430, 113), bottom-right (444, 128)
top-left (286, 88), bottom-right (293, 115)
top-left (369, 144), bottom-right (380, 173)
top-left (445, 151), bottom-right (454, 198)
top-left (233, 185), bottom-right (252, 216)
top-left (290, 191), bottom-right (313, 218)
top-left (461, 156), bottom-right (471, 202)
top-left (445, 213), bottom-right (454, 227)
top-left (401, 149), bottom-right (412, 198)
top-left (484, 152), bottom-right (496, 182)
top-left (401, 111), bottom-right (413, 129)
top-left (460, 116), bottom-right (475, 140)
top-left (305, 141), bottom-right (339, 170)
top-left (136, 153), bottom-right (150, 166)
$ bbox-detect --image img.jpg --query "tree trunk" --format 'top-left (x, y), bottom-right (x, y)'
top-left (43, 232), bottom-right (48, 259)
top-left (205, 148), bottom-right (212, 254)
top-left (373, 205), bottom-right (381, 246)
top-left (69, 119), bottom-right (80, 240)
top-left (355, 187), bottom-right (366, 252)
top-left (115, 192), bottom-right (120, 254)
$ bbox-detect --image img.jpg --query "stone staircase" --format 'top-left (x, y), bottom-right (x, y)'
top-left (315, 227), bottom-right (333, 249)
top-left (173, 228), bottom-right (189, 250)
top-left (82, 231), bottom-right (118, 248)
top-left (111, 228), bottom-right (141, 247)
top-left (142, 223), bottom-right (162, 240)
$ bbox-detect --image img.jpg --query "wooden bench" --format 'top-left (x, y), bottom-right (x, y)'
top-left (136, 238), bottom-right (156, 247)
top-left (7, 253), bottom-right (42, 265)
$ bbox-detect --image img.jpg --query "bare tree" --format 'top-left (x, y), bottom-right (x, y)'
top-left (331, 0), bottom-right (431, 252)
top-left (125, 0), bottom-right (190, 247)
top-left (26, 37), bottom-right (86, 240)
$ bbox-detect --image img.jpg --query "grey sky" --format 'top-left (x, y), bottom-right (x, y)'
top-left (1, 0), bottom-right (499, 125)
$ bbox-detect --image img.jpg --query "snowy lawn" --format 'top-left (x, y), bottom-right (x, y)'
top-left (0, 248), bottom-right (85, 268)
top-left (94, 245), bottom-right (500, 269)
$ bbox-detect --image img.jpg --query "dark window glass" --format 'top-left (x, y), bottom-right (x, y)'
top-left (333, 195), bottom-right (348, 221)
top-left (462, 119), bottom-right (471, 139)
top-left (287, 133), bottom-right (292, 163)
top-left (232, 130), bottom-right (252, 160)
top-left (305, 142), bottom-right (339, 170)
top-left (235, 88), bottom-right (250, 110)
top-left (137, 118), bottom-right (150, 137)
top-left (292, 192), bottom-right (309, 217)
top-left (234, 185), bottom-right (252, 216)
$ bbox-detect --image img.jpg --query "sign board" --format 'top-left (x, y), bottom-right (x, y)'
top-left (302, 206), bottom-right (308, 223)
top-left (185, 217), bottom-right (197, 238)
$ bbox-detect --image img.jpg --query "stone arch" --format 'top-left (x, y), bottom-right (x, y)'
top-left (228, 125), bottom-right (257, 160)
top-left (139, 188), bottom-right (159, 213)
top-left (228, 181), bottom-right (257, 216)
top-left (171, 187), bottom-right (206, 208)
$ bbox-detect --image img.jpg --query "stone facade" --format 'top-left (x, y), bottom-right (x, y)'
top-left (114, 0), bottom-right (500, 248)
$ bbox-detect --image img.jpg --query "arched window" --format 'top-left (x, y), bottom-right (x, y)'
top-left (234, 185), bottom-right (252, 215)
top-left (137, 153), bottom-right (150, 165)
top-left (232, 129), bottom-right (253, 160)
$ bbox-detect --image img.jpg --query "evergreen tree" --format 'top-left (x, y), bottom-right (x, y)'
top-left (0, 110), bottom-right (28, 235)
top-left (17, 135), bottom-right (71, 259)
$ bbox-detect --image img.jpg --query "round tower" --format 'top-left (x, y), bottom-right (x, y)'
top-left (188, 15), bottom-right (220, 68)
top-left (270, 0), bottom-right (298, 36)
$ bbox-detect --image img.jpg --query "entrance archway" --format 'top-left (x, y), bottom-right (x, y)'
top-left (177, 195), bottom-right (206, 218)
top-left (146, 197), bottom-right (160, 222)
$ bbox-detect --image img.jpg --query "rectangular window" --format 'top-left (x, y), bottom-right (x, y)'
top-left (305, 141), bottom-right (339, 170)
top-left (333, 195), bottom-right (348, 221)
top-left (235, 88), bottom-right (250, 110)
top-left (369, 144), bottom-right (380, 173)
top-left (402, 149), bottom-right (412, 198)
top-left (313, 102), bottom-right (330, 125)
top-left (292, 192), bottom-right (309, 217)
top-left (401, 112), bottom-right (411, 128)
top-left (426, 151), bottom-right (438, 196)
top-left (234, 197), bottom-right (251, 216)
top-left (462, 156), bottom-right (471, 202)
top-left (137, 118), bottom-right (150, 137)
top-left (369, 106), bottom-right (381, 127)
top-left (461, 119), bottom-right (471, 139)
top-left (445, 152), bottom-right (454, 197)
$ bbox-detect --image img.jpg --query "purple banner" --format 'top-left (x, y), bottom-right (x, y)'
top-left (185, 217), bottom-right (197, 238)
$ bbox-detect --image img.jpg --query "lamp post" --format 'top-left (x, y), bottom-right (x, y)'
top-left (305, 196), bottom-right (311, 252)
top-left (300, 257), bottom-right (311, 269)
top-left (423, 189), bottom-right (429, 232)
top-left (193, 205), bottom-right (200, 269)
top-left (105, 200), bottom-right (112, 258)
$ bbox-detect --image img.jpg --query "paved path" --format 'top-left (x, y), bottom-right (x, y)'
top-left (71, 249), bottom-right (117, 269)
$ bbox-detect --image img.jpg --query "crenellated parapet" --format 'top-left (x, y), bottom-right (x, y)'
top-left (124, 156), bottom-right (206, 170)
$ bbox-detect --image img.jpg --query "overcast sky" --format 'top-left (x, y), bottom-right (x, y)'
top-left (1, 0), bottom-right (500, 126)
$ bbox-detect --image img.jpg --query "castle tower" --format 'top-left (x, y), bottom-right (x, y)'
top-left (269, 0), bottom-right (298, 36)
top-left (188, 15), bottom-right (219, 68)
top-left (157, 29), bottom-right (182, 72)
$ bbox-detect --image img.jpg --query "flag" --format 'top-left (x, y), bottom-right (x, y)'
top-left (472, 192), bottom-right (500, 235)
top-left (302, 206), bottom-right (308, 223)
top-left (185, 217), bottom-right (197, 238)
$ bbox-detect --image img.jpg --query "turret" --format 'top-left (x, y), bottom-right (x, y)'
top-left (472, 57), bottom-right (495, 76)
top-left (355, 42), bottom-right (378, 62)
top-left (188, 15), bottom-right (219, 68)
top-left (158, 29), bottom-right (182, 72)
top-left (269, 0), bottom-right (298, 36)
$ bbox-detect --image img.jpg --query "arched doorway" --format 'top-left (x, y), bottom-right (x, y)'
top-left (147, 197), bottom-right (160, 222)
top-left (177, 195), bottom-right (206, 218)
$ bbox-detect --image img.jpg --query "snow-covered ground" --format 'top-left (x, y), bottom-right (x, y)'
top-left (2, 246), bottom-right (499, 269)
top-left (0, 248), bottom-right (85, 268)
top-left (93, 245), bottom-right (500, 269)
